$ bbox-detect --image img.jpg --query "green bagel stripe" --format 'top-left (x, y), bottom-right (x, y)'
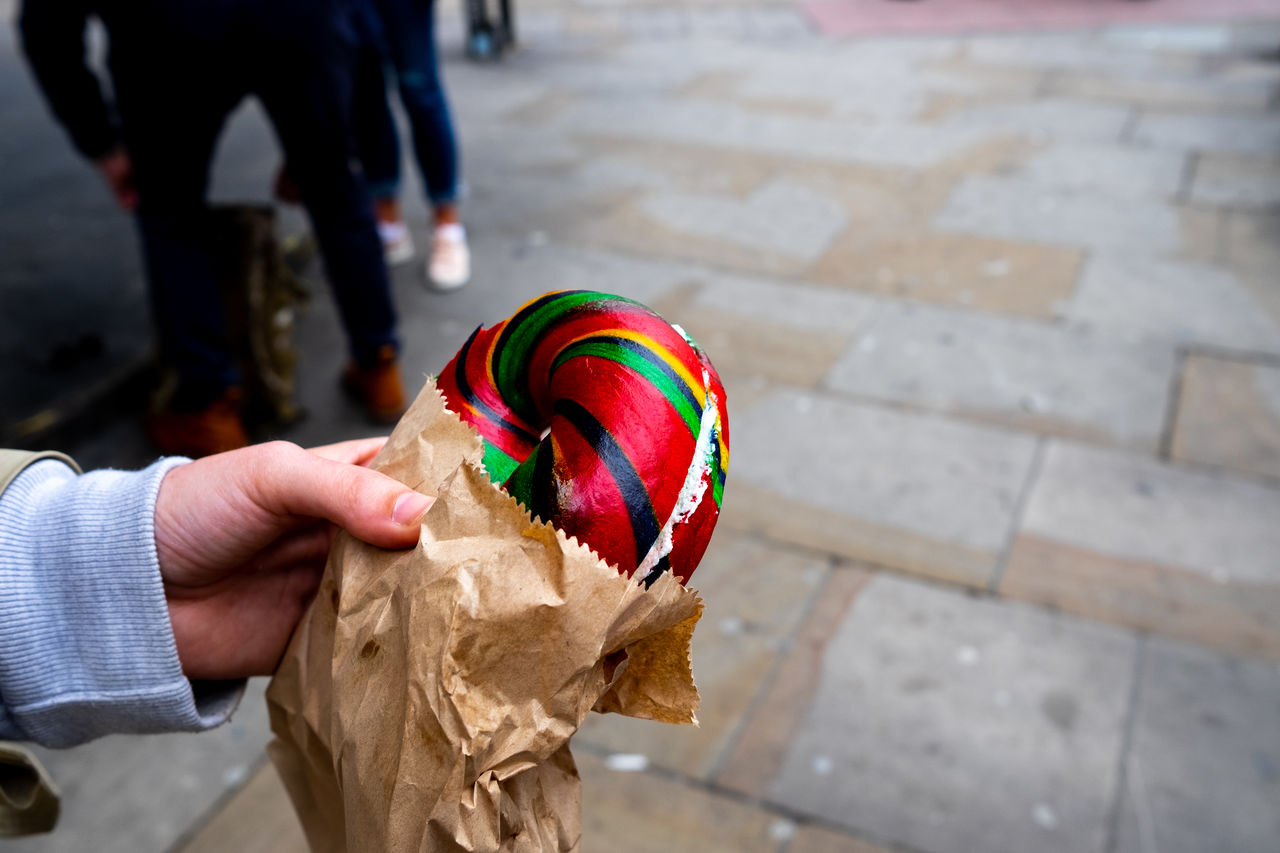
top-left (549, 339), bottom-right (703, 438)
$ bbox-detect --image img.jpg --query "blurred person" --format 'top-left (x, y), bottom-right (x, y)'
top-left (353, 0), bottom-right (471, 290)
top-left (0, 438), bottom-right (432, 748)
top-left (17, 0), bottom-right (410, 458)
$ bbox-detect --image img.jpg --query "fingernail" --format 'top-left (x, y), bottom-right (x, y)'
top-left (393, 492), bottom-right (433, 525)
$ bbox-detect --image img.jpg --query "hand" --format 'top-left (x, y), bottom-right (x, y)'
top-left (94, 146), bottom-right (139, 211)
top-left (153, 439), bottom-right (432, 680)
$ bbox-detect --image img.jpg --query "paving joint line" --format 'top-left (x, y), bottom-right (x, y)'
top-left (733, 510), bottom-right (1280, 664)
top-left (1213, 205), bottom-right (1231, 262)
top-left (1118, 103), bottom-right (1143, 144)
top-left (164, 750), bottom-right (275, 853)
top-left (1156, 345), bottom-right (1189, 462)
top-left (1175, 149), bottom-right (1200, 205)
top-left (1180, 340), bottom-right (1280, 368)
top-left (701, 551), bottom-right (842, 783)
top-left (809, 383), bottom-right (1096, 446)
top-left (1104, 633), bottom-right (1148, 853)
top-left (1165, 455), bottom-right (1280, 490)
top-left (1033, 67), bottom-right (1059, 99)
top-left (987, 434), bottom-right (1048, 593)
top-left (574, 735), bottom-right (935, 853)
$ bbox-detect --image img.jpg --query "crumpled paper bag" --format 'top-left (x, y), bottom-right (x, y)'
top-left (266, 380), bottom-right (703, 852)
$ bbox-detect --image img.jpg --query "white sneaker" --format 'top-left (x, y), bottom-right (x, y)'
top-left (378, 220), bottom-right (415, 266)
top-left (427, 223), bottom-right (470, 291)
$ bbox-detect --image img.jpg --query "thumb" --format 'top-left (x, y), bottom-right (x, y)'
top-left (253, 442), bottom-right (432, 548)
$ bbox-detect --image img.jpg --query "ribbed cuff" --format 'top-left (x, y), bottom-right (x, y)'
top-left (0, 457), bottom-right (245, 748)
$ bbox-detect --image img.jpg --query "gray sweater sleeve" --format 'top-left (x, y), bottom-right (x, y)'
top-left (0, 457), bottom-right (245, 748)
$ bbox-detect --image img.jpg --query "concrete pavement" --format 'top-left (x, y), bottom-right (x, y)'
top-left (4, 2), bottom-right (1280, 852)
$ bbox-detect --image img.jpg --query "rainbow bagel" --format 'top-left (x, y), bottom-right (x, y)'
top-left (436, 291), bottom-right (729, 585)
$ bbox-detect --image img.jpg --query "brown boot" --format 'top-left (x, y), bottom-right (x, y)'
top-left (341, 345), bottom-right (407, 424)
top-left (146, 387), bottom-right (249, 458)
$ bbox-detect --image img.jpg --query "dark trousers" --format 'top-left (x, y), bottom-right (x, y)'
top-left (351, 0), bottom-right (460, 206)
top-left (109, 0), bottom-right (398, 402)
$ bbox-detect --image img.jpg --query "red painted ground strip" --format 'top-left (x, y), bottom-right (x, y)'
top-left (800, 0), bottom-right (1280, 37)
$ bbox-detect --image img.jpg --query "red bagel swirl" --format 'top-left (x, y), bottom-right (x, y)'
top-left (436, 291), bottom-right (729, 585)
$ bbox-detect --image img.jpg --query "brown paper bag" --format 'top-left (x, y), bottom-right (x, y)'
top-left (266, 381), bottom-right (703, 852)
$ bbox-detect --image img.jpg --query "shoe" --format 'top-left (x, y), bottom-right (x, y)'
top-left (146, 388), bottom-right (249, 458)
top-left (341, 344), bottom-right (407, 424)
top-left (427, 223), bottom-right (470, 291)
top-left (378, 220), bottom-right (416, 266)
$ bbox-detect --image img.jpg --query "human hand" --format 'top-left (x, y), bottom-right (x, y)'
top-left (94, 146), bottom-right (138, 211)
top-left (153, 439), bottom-right (432, 680)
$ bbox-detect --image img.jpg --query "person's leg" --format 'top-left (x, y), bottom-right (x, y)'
top-left (253, 2), bottom-right (405, 419)
top-left (114, 71), bottom-right (239, 405)
top-left (110, 58), bottom-right (251, 454)
top-left (376, 0), bottom-right (459, 215)
top-left (350, 17), bottom-right (416, 265)
top-left (375, 0), bottom-right (470, 289)
top-left (350, 4), bottom-right (402, 204)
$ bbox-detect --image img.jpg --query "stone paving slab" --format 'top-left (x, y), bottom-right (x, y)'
top-left (1170, 352), bottom-right (1280, 481)
top-left (934, 175), bottom-right (1183, 255)
top-left (427, 234), bottom-right (694, 317)
top-left (1112, 638), bottom-right (1280, 853)
top-left (1192, 152), bottom-right (1280, 209)
top-left (1001, 441), bottom-right (1280, 659)
top-left (1100, 22), bottom-right (1269, 53)
top-left (573, 134), bottom-right (779, 198)
top-left (1068, 255), bottom-right (1280, 353)
top-left (648, 271), bottom-right (876, 387)
top-left (577, 751), bottom-right (788, 853)
top-left (716, 566), bottom-right (873, 801)
top-left (939, 98), bottom-right (1132, 142)
top-left (1021, 442), bottom-right (1280, 580)
top-left (786, 824), bottom-right (897, 853)
top-left (963, 32), bottom-right (1201, 73)
top-left (1223, 209), bottom-right (1280, 274)
top-left (916, 55), bottom-right (1051, 103)
top-left (678, 271), bottom-right (880, 336)
top-left (580, 193), bottom-right (835, 279)
top-left (179, 761), bottom-right (308, 853)
top-left (1017, 142), bottom-right (1187, 200)
top-left (809, 230), bottom-right (1082, 319)
top-left (667, 40), bottom-right (1027, 123)
top-left (1132, 112), bottom-right (1280, 154)
top-left (1176, 204), bottom-right (1224, 264)
top-left (1230, 267), bottom-right (1280, 346)
top-left (727, 388), bottom-right (1038, 586)
top-left (575, 530), bottom-right (828, 780)
top-left (1216, 216), bottom-right (1280, 352)
top-left (558, 97), bottom-right (996, 169)
top-left (827, 300), bottom-right (1176, 450)
top-left (637, 179), bottom-right (848, 261)
top-left (1043, 65), bottom-right (1280, 113)
top-left (507, 49), bottom-right (701, 100)
top-left (760, 573), bottom-right (1137, 853)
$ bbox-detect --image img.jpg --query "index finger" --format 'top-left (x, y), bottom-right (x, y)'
top-left (307, 437), bottom-right (390, 468)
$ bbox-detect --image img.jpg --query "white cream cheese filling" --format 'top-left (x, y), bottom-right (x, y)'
top-left (635, 373), bottom-right (720, 583)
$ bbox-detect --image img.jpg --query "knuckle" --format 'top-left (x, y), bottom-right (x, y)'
top-left (257, 440), bottom-right (305, 468)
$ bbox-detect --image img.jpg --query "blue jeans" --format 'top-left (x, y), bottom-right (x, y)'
top-left (353, 0), bottom-right (460, 207)
top-left (110, 0), bottom-right (398, 405)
